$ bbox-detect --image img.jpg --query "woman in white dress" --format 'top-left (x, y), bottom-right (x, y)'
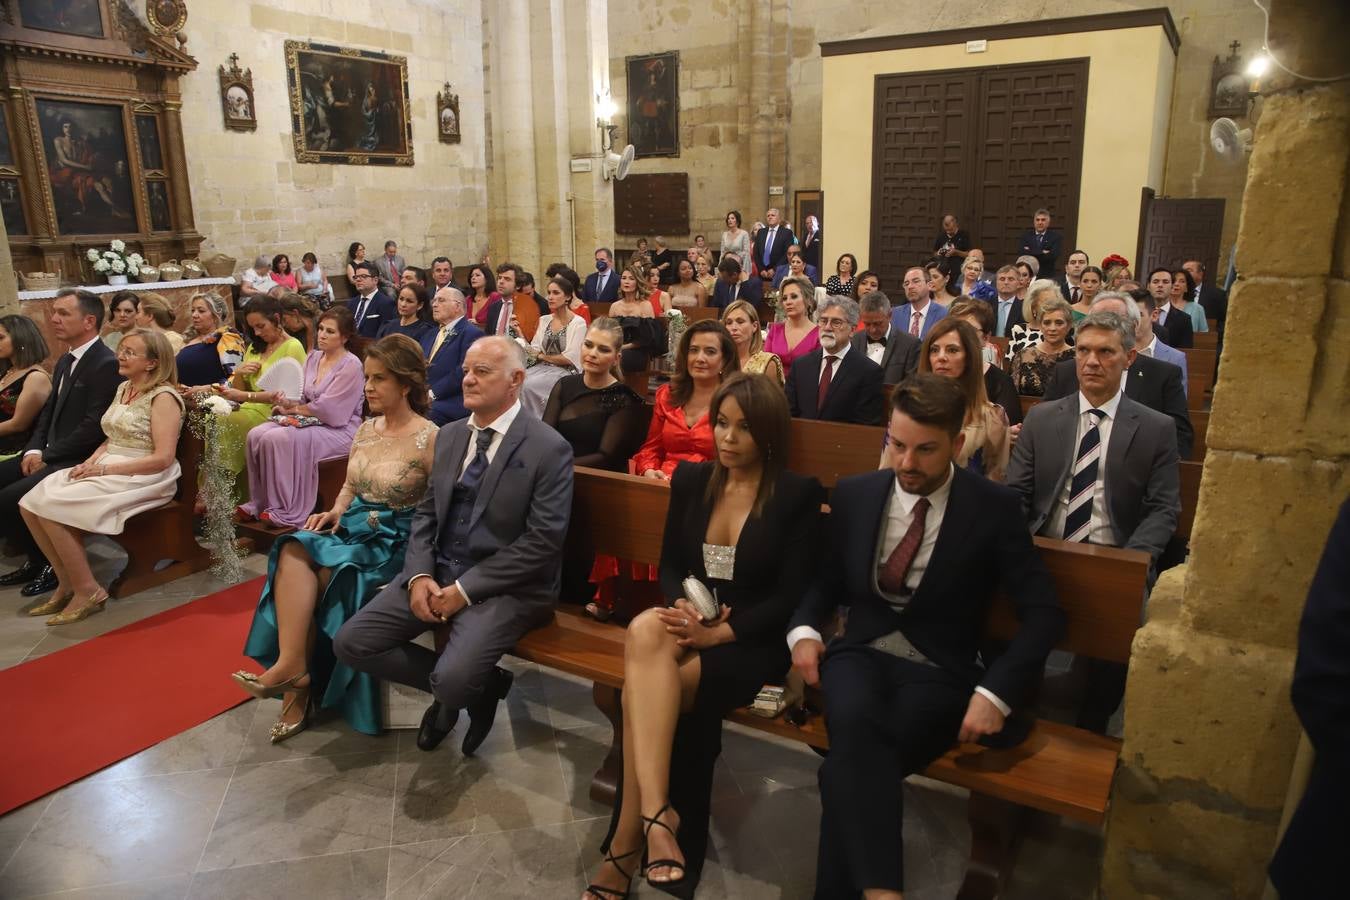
top-left (518, 275), bottom-right (587, 416)
top-left (20, 329), bottom-right (185, 625)
top-left (719, 210), bottom-right (750, 278)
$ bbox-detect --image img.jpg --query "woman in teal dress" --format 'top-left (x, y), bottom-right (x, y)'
top-left (232, 335), bottom-right (437, 741)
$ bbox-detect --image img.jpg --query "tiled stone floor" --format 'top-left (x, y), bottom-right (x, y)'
top-left (0, 541), bottom-right (1102, 898)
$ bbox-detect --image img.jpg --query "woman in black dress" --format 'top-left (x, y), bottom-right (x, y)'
top-left (583, 372), bottom-right (823, 900)
top-left (542, 317), bottom-right (647, 471)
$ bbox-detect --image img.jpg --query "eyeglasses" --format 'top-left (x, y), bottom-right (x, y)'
top-left (116, 348), bottom-right (144, 359)
top-left (817, 316), bottom-right (850, 330)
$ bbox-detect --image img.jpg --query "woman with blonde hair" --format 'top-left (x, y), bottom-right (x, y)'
top-left (134, 292), bottom-right (185, 354)
top-left (763, 275), bottom-right (819, 374)
top-left (1006, 278), bottom-right (1064, 363)
top-left (721, 299), bottom-right (783, 384)
top-left (610, 265), bottom-right (659, 374)
top-left (20, 329), bottom-right (186, 624)
top-left (176, 292), bottom-right (246, 392)
top-left (1013, 295), bottom-right (1075, 396)
top-left (693, 252), bottom-right (717, 294)
top-left (542, 317), bottom-right (647, 472)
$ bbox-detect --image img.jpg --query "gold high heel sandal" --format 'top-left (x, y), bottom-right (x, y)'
top-left (28, 591), bottom-right (73, 617)
top-left (46, 590), bottom-right (108, 626)
top-left (269, 685), bottom-right (313, 744)
top-left (230, 670), bottom-right (310, 701)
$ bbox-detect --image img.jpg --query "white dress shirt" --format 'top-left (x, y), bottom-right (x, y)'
top-left (864, 324), bottom-right (891, 366)
top-left (910, 300), bottom-right (935, 334)
top-left (1046, 390), bottom-right (1122, 548)
top-left (353, 291), bottom-right (379, 323)
top-left (1156, 304), bottom-right (1170, 325)
top-left (1138, 335), bottom-right (1157, 358)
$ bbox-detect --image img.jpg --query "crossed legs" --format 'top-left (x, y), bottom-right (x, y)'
top-left (585, 607), bottom-right (702, 898)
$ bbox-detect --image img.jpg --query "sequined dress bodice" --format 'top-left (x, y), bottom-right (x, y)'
top-left (702, 542), bottom-right (736, 581)
top-left (343, 418), bottom-right (438, 509)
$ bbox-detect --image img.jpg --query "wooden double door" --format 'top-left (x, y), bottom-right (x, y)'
top-left (869, 59), bottom-right (1089, 289)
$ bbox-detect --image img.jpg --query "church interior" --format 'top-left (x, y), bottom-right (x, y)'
top-left (0, 0), bottom-right (1346, 898)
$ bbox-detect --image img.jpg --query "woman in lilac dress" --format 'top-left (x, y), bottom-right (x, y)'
top-left (238, 307), bottom-right (365, 528)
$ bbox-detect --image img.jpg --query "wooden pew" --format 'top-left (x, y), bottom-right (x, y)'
top-left (1019, 395), bottom-right (1208, 462)
top-left (786, 418), bottom-right (882, 490)
top-left (1194, 332), bottom-right (1219, 351)
top-left (235, 454), bottom-right (350, 554)
top-left (1177, 460), bottom-right (1203, 542)
top-left (107, 430), bottom-right (216, 598)
top-left (514, 467), bottom-right (1149, 897)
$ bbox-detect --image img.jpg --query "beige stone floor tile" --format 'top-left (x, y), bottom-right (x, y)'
top-left (186, 847), bottom-right (388, 899)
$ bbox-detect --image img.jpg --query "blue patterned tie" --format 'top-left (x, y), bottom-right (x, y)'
top-left (1063, 409), bottom-right (1107, 543)
top-left (459, 427), bottom-right (495, 491)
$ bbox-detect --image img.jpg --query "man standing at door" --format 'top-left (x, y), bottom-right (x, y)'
top-left (751, 207), bottom-right (794, 277)
top-left (1019, 209), bottom-right (1062, 280)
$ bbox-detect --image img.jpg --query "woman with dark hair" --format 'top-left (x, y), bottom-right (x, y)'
top-left (669, 257), bottom-right (708, 308)
top-left (925, 258), bottom-right (958, 301)
top-left (518, 275), bottom-right (588, 416)
top-left (234, 334), bottom-right (438, 741)
top-left (466, 263), bottom-right (497, 325)
top-left (212, 297), bottom-right (308, 504)
top-left (271, 254), bottom-right (298, 292)
top-left (345, 242), bottom-right (367, 290)
top-left (278, 292), bottom-right (318, 350)
top-left (0, 315), bottom-right (52, 461)
top-left (103, 291), bottom-right (139, 351)
top-left (1073, 266), bottom-right (1104, 321)
top-left (1170, 266), bottom-right (1209, 334)
top-left (176, 292), bottom-right (246, 391)
top-left (946, 298), bottom-right (1022, 431)
top-left (376, 282), bottom-right (434, 343)
top-left (720, 210), bottom-right (750, 276)
top-left (584, 373), bottom-right (824, 898)
top-left (237, 306), bottom-right (366, 528)
top-left (297, 251), bottom-right (331, 307)
top-left (632, 320), bottom-right (738, 481)
top-left (850, 269), bottom-right (880, 300)
top-left (826, 253), bottom-right (858, 297)
top-left (918, 318), bottom-right (1010, 481)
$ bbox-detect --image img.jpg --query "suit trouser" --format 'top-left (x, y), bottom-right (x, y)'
top-left (814, 642), bottom-right (969, 898)
top-left (0, 456), bottom-right (65, 565)
top-left (333, 578), bottom-right (552, 712)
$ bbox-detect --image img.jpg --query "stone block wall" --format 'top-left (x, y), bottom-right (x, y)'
top-left (176, 0), bottom-right (488, 282)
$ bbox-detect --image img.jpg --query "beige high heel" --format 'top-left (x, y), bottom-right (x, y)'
top-left (28, 592), bottom-right (73, 617)
top-left (231, 670), bottom-right (310, 701)
top-left (269, 684), bottom-right (313, 744)
top-left (46, 590), bottom-right (108, 626)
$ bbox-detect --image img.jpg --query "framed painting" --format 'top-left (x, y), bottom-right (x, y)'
top-left (437, 83), bottom-right (460, 144)
top-left (285, 40), bottom-right (412, 166)
top-left (145, 180), bottom-right (172, 232)
top-left (218, 54), bottom-right (257, 133)
top-left (35, 98), bottom-right (137, 235)
top-left (135, 115), bottom-right (164, 170)
top-left (17, 0), bottom-right (105, 38)
top-left (794, 190), bottom-right (823, 238)
top-left (626, 52), bottom-right (680, 158)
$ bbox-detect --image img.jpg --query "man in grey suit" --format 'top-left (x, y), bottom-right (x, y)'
top-left (851, 291), bottom-right (921, 385)
top-left (372, 239), bottom-right (407, 294)
top-left (335, 336), bottom-right (574, 754)
top-left (1006, 310), bottom-right (1180, 733)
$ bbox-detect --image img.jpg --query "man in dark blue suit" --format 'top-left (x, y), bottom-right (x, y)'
top-left (789, 375), bottom-right (1063, 898)
top-left (785, 296), bottom-right (884, 425)
top-left (581, 248), bottom-right (619, 303)
top-left (751, 207), bottom-right (794, 276)
top-left (420, 287), bottom-right (483, 424)
top-left (347, 261), bottom-right (398, 338)
top-left (1018, 208), bottom-right (1062, 280)
top-left (709, 257), bottom-right (763, 310)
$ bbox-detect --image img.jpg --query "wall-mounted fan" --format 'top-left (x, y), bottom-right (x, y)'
top-left (603, 144), bottom-right (635, 181)
top-left (1210, 117), bottom-right (1253, 164)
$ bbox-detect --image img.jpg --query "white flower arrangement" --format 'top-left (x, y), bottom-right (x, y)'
top-left (199, 394), bottom-right (234, 416)
top-left (86, 241), bottom-right (142, 278)
top-left (663, 307), bottom-right (684, 319)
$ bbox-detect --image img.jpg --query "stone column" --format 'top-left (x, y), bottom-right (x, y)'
top-left (563, 0), bottom-right (613, 268)
top-left (0, 199), bottom-right (16, 315)
top-left (486, 0), bottom-right (543, 267)
top-left (1100, 1), bottom-right (1350, 897)
top-left (161, 100), bottom-right (202, 254)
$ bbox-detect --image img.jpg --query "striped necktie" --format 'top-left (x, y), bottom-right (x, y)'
top-left (1064, 409), bottom-right (1107, 543)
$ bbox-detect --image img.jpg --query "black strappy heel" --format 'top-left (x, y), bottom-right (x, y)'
top-left (584, 844), bottom-right (642, 900)
top-left (641, 803), bottom-right (686, 887)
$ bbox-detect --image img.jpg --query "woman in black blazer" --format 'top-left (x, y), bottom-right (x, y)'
top-left (584, 373), bottom-right (824, 900)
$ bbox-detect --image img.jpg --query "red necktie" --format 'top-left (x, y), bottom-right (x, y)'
top-left (878, 497), bottom-right (930, 594)
top-left (909, 310), bottom-right (921, 337)
top-left (817, 355), bottom-right (835, 413)
top-left (496, 299), bottom-right (512, 335)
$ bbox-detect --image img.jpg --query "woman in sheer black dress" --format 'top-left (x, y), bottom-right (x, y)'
top-left (542, 317), bottom-right (648, 471)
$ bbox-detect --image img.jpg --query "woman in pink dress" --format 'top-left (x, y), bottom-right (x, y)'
top-left (762, 275), bottom-right (820, 374)
top-left (238, 307), bottom-right (366, 528)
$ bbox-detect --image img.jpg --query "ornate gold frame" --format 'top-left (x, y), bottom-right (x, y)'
top-left (285, 39), bottom-right (413, 166)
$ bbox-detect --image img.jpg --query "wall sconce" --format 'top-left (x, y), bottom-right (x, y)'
top-left (596, 91), bottom-right (619, 153)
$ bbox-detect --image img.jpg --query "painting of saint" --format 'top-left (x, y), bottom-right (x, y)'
top-left (0, 179), bottom-right (27, 236)
top-left (37, 100), bottom-right (136, 235)
top-left (627, 52), bottom-right (680, 158)
top-left (146, 181), bottom-right (172, 232)
top-left (19, 0), bottom-right (105, 39)
top-left (135, 116), bottom-right (164, 170)
top-left (287, 41), bottom-right (411, 165)
top-left (226, 86), bottom-right (252, 120)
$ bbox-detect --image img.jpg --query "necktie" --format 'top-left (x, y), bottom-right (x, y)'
top-left (1063, 409), bottom-right (1107, 543)
top-left (55, 352), bottom-right (75, 397)
top-left (878, 497), bottom-right (930, 595)
top-left (998, 301), bottom-right (1011, 335)
top-left (762, 228), bottom-right (775, 267)
top-left (354, 296), bottom-right (370, 324)
top-left (817, 355), bottom-right (836, 412)
top-left (429, 325), bottom-right (451, 361)
top-left (496, 300), bottom-right (512, 335)
top-left (459, 427), bottom-right (495, 490)
top-left (868, 337), bottom-right (886, 347)
top-left (390, 260), bottom-right (400, 283)
top-left (1140, 343), bottom-right (1153, 358)
top-left (909, 310), bottom-right (921, 337)
top-left (1071, 286), bottom-right (1080, 304)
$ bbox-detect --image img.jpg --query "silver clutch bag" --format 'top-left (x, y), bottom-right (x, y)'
top-left (681, 576), bottom-right (721, 622)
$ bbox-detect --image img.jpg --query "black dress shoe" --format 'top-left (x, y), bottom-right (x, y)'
top-left (416, 700), bottom-right (458, 752)
top-left (20, 566), bottom-right (57, 597)
top-left (0, 560), bottom-right (42, 586)
top-left (461, 667), bottom-right (514, 756)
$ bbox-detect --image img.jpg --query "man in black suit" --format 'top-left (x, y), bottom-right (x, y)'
top-left (709, 257), bottom-right (763, 310)
top-left (751, 207), bottom-right (794, 276)
top-left (786, 297), bottom-right (884, 425)
top-left (1044, 292), bottom-right (1193, 459)
top-left (482, 263), bottom-right (548, 336)
top-left (851, 291), bottom-right (920, 385)
top-left (0, 290), bottom-right (122, 597)
top-left (800, 214), bottom-right (823, 270)
top-left (581, 248), bottom-right (619, 303)
top-left (347, 261), bottom-right (398, 338)
top-left (1269, 498), bottom-right (1350, 899)
top-left (790, 375), bottom-right (1064, 898)
top-left (1018, 208), bottom-right (1062, 279)
top-left (1056, 249), bottom-right (1091, 305)
top-left (1182, 259), bottom-right (1227, 333)
top-left (1147, 268), bottom-right (1193, 349)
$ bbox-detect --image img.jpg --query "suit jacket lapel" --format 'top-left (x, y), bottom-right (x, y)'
top-left (53, 347), bottom-right (94, 422)
top-left (824, 352), bottom-right (859, 415)
top-left (1125, 362), bottom-right (1144, 401)
top-left (854, 470), bottom-right (894, 600)
top-left (470, 417), bottom-right (526, 528)
top-left (1047, 398), bottom-right (1079, 520)
top-left (913, 467), bottom-right (967, 600)
top-left (1105, 399), bottom-right (1139, 535)
top-left (437, 424), bottom-right (470, 528)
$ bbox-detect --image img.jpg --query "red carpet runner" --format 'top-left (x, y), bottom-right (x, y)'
top-left (0, 576), bottom-right (265, 816)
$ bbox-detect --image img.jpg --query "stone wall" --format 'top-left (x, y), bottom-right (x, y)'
top-left (176, 0), bottom-right (488, 281)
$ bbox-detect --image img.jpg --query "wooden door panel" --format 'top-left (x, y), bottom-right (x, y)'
top-left (1138, 198), bottom-right (1225, 279)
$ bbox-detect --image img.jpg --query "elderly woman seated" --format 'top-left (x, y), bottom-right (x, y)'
top-left (240, 255), bottom-right (280, 305)
top-left (19, 330), bottom-right (185, 624)
top-left (236, 307), bottom-right (365, 528)
top-left (1013, 295), bottom-right (1075, 397)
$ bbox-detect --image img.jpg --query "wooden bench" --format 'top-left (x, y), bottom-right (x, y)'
top-left (234, 454), bottom-right (350, 554)
top-left (107, 430), bottom-right (216, 598)
top-left (1194, 332), bottom-right (1219, 351)
top-left (514, 466), bottom-right (1149, 898)
top-left (1177, 459), bottom-right (1203, 543)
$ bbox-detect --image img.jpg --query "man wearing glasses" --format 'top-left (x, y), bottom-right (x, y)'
top-left (785, 293), bottom-right (884, 425)
top-left (347, 261), bottom-right (397, 338)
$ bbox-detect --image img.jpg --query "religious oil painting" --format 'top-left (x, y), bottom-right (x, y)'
top-left (285, 40), bottom-right (413, 166)
top-left (18, 0), bottom-right (105, 38)
top-left (36, 99), bottom-right (136, 236)
top-left (626, 51), bottom-right (680, 159)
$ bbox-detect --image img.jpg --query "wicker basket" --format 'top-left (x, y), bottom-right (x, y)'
top-left (201, 252), bottom-right (237, 278)
top-left (21, 272), bottom-right (60, 291)
top-left (137, 265), bottom-right (161, 283)
top-left (180, 258), bottom-right (205, 278)
top-left (159, 261), bottom-right (184, 282)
